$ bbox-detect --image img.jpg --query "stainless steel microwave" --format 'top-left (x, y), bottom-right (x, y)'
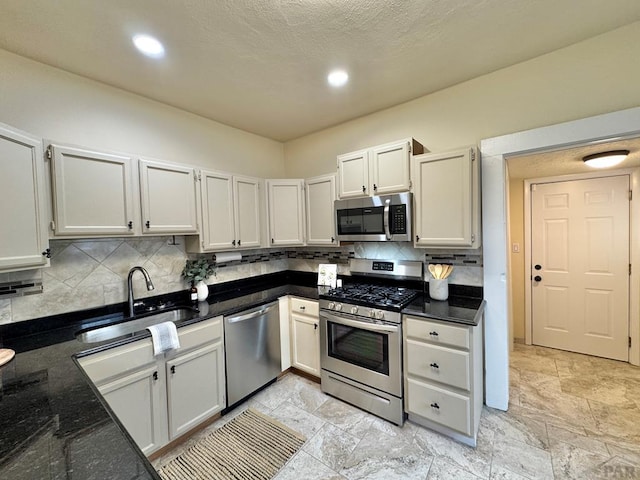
top-left (335, 193), bottom-right (412, 242)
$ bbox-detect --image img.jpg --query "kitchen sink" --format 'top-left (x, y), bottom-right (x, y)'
top-left (75, 307), bottom-right (199, 344)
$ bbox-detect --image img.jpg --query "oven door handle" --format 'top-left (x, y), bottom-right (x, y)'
top-left (383, 198), bottom-right (392, 240)
top-left (320, 311), bottom-right (398, 333)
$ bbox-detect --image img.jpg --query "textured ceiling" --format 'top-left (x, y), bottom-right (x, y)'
top-left (508, 137), bottom-right (640, 179)
top-left (2, 1), bottom-right (640, 141)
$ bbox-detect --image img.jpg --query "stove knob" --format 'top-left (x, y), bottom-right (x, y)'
top-left (328, 302), bottom-right (335, 310)
top-left (350, 306), bottom-right (359, 314)
top-left (368, 309), bottom-right (376, 318)
top-left (335, 303), bottom-right (343, 311)
top-left (375, 310), bottom-right (384, 320)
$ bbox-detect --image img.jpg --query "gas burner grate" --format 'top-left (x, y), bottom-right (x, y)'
top-left (324, 283), bottom-right (419, 309)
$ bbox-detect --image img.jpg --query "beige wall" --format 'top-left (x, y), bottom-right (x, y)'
top-left (0, 49), bottom-right (285, 178)
top-left (509, 179), bottom-right (525, 341)
top-left (283, 22), bottom-right (640, 177)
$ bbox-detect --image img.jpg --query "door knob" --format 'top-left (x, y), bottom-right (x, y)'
top-left (534, 275), bottom-right (542, 282)
top-left (534, 264), bottom-right (542, 270)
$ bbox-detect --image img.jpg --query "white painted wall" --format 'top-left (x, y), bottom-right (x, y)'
top-left (0, 49), bottom-right (285, 178)
top-left (283, 21), bottom-right (640, 177)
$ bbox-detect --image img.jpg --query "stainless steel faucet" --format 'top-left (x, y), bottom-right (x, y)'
top-left (127, 266), bottom-right (155, 317)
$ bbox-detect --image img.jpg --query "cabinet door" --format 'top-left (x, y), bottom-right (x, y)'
top-left (337, 149), bottom-right (369, 198)
top-left (199, 170), bottom-right (236, 250)
top-left (98, 364), bottom-right (166, 456)
top-left (413, 147), bottom-right (477, 247)
top-left (290, 312), bottom-right (320, 376)
top-left (370, 139), bottom-right (411, 195)
top-left (51, 144), bottom-right (135, 235)
top-left (234, 175), bottom-right (262, 248)
top-left (0, 124), bottom-right (49, 271)
top-left (267, 179), bottom-right (305, 246)
top-left (166, 341), bottom-right (225, 440)
top-left (139, 159), bottom-right (198, 234)
top-left (305, 174), bottom-right (338, 246)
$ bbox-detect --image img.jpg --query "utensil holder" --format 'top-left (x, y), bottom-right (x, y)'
top-left (429, 278), bottom-right (449, 301)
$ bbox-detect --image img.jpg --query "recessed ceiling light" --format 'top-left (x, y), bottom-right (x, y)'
top-left (328, 70), bottom-right (349, 87)
top-left (132, 34), bottom-right (165, 58)
top-left (582, 149), bottom-right (629, 168)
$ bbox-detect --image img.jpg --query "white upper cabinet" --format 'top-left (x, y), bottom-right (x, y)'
top-left (50, 144), bottom-right (135, 236)
top-left (412, 147), bottom-right (481, 249)
top-left (267, 179), bottom-right (305, 246)
top-left (189, 171), bottom-right (262, 252)
top-left (139, 159), bottom-right (198, 234)
top-left (0, 123), bottom-right (49, 272)
top-left (233, 175), bottom-right (262, 248)
top-left (337, 138), bottom-right (424, 199)
top-left (305, 174), bottom-right (338, 246)
top-left (199, 170), bottom-right (235, 250)
top-left (337, 149), bottom-right (369, 198)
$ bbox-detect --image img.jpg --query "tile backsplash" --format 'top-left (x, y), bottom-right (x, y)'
top-left (0, 238), bottom-right (482, 325)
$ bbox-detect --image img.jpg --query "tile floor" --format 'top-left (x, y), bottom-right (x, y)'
top-left (153, 344), bottom-right (640, 479)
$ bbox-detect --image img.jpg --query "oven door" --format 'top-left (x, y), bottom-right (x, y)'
top-left (319, 311), bottom-right (402, 397)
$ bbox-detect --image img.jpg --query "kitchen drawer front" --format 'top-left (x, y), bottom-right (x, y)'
top-left (177, 316), bottom-right (223, 352)
top-left (290, 297), bottom-right (319, 317)
top-left (79, 338), bottom-right (155, 383)
top-left (406, 339), bottom-right (470, 390)
top-left (407, 377), bottom-right (471, 435)
top-left (405, 316), bottom-right (469, 349)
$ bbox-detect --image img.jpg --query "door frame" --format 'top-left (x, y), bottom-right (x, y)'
top-left (481, 106), bottom-right (640, 411)
top-left (523, 169), bottom-right (640, 358)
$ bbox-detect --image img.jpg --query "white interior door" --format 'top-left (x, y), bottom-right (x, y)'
top-left (531, 175), bottom-right (629, 361)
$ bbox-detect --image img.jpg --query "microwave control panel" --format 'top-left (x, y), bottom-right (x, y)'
top-left (390, 205), bottom-right (407, 233)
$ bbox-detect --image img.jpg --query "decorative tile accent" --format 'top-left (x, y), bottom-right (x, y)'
top-left (425, 252), bottom-right (483, 266)
top-left (0, 279), bottom-right (43, 299)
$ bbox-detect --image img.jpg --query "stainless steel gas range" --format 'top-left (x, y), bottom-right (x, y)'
top-left (319, 258), bottom-right (423, 426)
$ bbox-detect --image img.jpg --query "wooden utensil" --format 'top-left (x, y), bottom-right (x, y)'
top-left (434, 264), bottom-right (443, 279)
top-left (443, 265), bottom-right (453, 279)
top-left (428, 264), bottom-right (437, 279)
top-left (0, 348), bottom-right (15, 367)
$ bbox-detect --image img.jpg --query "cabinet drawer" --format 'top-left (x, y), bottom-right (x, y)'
top-left (407, 377), bottom-right (471, 435)
top-left (79, 338), bottom-right (155, 384)
top-left (290, 297), bottom-right (319, 317)
top-left (405, 317), bottom-right (469, 349)
top-left (177, 316), bottom-right (223, 352)
top-left (406, 339), bottom-right (470, 390)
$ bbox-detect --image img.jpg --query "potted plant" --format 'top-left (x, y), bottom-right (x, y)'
top-left (182, 258), bottom-right (216, 301)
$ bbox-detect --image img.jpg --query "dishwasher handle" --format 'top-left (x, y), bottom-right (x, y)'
top-left (225, 301), bottom-right (278, 324)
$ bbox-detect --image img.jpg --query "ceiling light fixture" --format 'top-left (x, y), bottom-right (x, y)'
top-left (328, 70), bottom-right (349, 87)
top-left (582, 149), bottom-right (630, 168)
top-left (132, 34), bottom-right (165, 58)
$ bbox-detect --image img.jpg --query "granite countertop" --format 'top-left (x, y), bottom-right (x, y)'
top-left (0, 271), bottom-right (483, 479)
top-left (0, 272), bottom-right (317, 480)
top-left (403, 293), bottom-right (486, 326)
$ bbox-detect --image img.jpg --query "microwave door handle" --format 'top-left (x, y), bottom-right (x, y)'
top-left (383, 199), bottom-right (392, 240)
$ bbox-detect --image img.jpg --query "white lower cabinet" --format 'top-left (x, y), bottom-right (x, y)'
top-left (98, 363), bottom-right (165, 455)
top-left (79, 316), bottom-right (225, 456)
top-left (403, 314), bottom-right (484, 446)
top-left (289, 297), bottom-right (320, 377)
top-left (166, 342), bottom-right (225, 440)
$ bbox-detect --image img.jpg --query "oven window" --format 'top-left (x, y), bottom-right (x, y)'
top-left (327, 321), bottom-right (389, 375)
top-left (337, 207), bottom-right (384, 235)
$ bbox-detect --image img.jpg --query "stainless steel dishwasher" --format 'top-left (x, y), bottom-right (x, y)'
top-left (224, 301), bottom-right (281, 408)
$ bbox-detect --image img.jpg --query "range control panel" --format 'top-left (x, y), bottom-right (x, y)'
top-left (372, 261), bottom-right (394, 272)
